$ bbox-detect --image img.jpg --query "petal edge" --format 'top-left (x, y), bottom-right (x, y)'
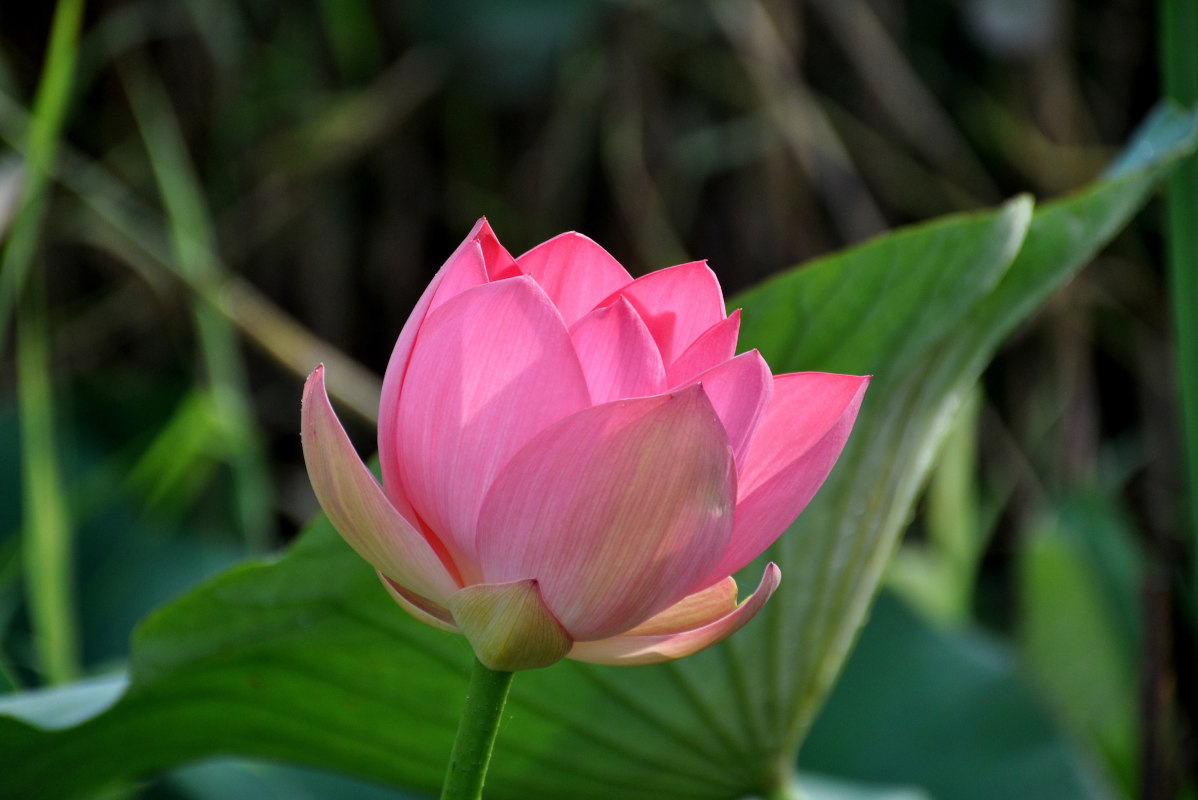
top-left (302, 365), bottom-right (460, 603)
top-left (567, 563), bottom-right (780, 666)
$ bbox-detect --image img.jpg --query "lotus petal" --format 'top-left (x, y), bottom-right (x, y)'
top-left (709, 372), bottom-right (870, 581)
top-left (395, 277), bottom-right (591, 570)
top-left (378, 219), bottom-right (492, 518)
top-left (379, 573), bottom-right (458, 632)
top-left (516, 231), bottom-right (633, 326)
top-left (602, 261), bottom-right (726, 365)
top-left (686, 350), bottom-right (773, 469)
top-left (667, 309), bottom-right (742, 387)
top-left (569, 296), bottom-right (666, 403)
top-left (568, 564), bottom-right (780, 666)
top-left (475, 385), bottom-right (736, 641)
top-left (302, 366), bottom-right (460, 603)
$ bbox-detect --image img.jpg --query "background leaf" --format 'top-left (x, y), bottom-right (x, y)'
top-left (802, 592), bottom-right (1116, 800)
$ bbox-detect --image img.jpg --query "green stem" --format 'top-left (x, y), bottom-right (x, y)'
top-left (1161, 0), bottom-right (1198, 619)
top-left (0, 0), bottom-right (85, 350)
top-left (441, 658), bottom-right (515, 800)
top-left (5, 0), bottom-right (86, 686)
top-left (17, 272), bottom-right (77, 684)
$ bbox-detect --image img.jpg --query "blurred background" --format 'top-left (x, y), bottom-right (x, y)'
top-left (0, 0), bottom-right (1193, 798)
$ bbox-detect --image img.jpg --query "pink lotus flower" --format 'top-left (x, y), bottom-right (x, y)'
top-left (302, 219), bottom-right (868, 671)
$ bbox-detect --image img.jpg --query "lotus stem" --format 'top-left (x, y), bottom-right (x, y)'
top-left (440, 658), bottom-right (515, 800)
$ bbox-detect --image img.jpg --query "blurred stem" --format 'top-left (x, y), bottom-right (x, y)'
top-left (3, 0), bottom-right (86, 686)
top-left (1161, 0), bottom-right (1198, 618)
top-left (765, 775), bottom-right (803, 800)
top-left (441, 659), bottom-right (515, 800)
top-left (17, 273), bottom-right (78, 684)
top-left (122, 62), bottom-right (274, 552)
top-left (0, 0), bottom-right (84, 351)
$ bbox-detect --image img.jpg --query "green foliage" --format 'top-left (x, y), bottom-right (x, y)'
top-left (0, 104), bottom-right (1191, 800)
top-left (804, 592), bottom-right (1115, 800)
top-left (885, 387), bottom-right (987, 624)
top-left (1018, 490), bottom-right (1148, 795)
top-left (1161, 0), bottom-right (1198, 622)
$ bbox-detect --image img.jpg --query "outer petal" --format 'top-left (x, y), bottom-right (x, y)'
top-left (567, 563), bottom-right (780, 666)
top-left (475, 385), bottom-right (737, 641)
top-left (447, 579), bottom-right (574, 671)
top-left (379, 573), bottom-right (458, 632)
top-left (621, 576), bottom-right (737, 636)
top-left (708, 372), bottom-right (869, 581)
top-left (667, 309), bottom-right (742, 387)
top-left (569, 296), bottom-right (666, 403)
top-left (686, 350), bottom-right (773, 470)
top-left (378, 219), bottom-right (493, 517)
top-left (516, 231), bottom-right (634, 326)
top-left (601, 261), bottom-right (726, 366)
top-left (301, 366), bottom-right (460, 603)
top-left (396, 277), bottom-right (591, 572)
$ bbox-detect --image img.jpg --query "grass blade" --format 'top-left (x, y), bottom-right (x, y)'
top-left (121, 60), bottom-right (274, 551)
top-left (3, 0), bottom-right (87, 686)
top-left (1161, 0), bottom-right (1198, 620)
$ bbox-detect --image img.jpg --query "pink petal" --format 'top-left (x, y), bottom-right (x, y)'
top-left (475, 385), bottom-right (736, 641)
top-left (567, 563), bottom-right (780, 666)
top-left (686, 350), bottom-right (773, 470)
top-left (667, 309), bottom-right (742, 387)
top-left (426, 242), bottom-right (488, 317)
top-left (379, 573), bottom-right (458, 632)
top-left (601, 261), bottom-right (727, 366)
top-left (476, 222), bottom-right (521, 280)
top-left (515, 231), bottom-right (634, 326)
top-left (569, 297), bottom-right (666, 403)
top-left (709, 372), bottom-right (870, 581)
top-left (447, 578), bottom-right (574, 671)
top-left (378, 219), bottom-right (492, 519)
top-left (301, 366), bottom-right (460, 604)
top-left (395, 277), bottom-right (591, 572)
top-left (621, 577), bottom-right (737, 636)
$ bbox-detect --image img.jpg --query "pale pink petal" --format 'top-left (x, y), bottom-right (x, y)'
top-left (396, 277), bottom-right (591, 573)
top-left (379, 573), bottom-right (458, 633)
top-left (621, 577), bottom-right (737, 636)
top-left (667, 309), bottom-right (742, 387)
top-left (569, 297), bottom-right (666, 403)
top-left (447, 579), bottom-right (573, 671)
top-left (302, 366), bottom-right (460, 604)
top-left (378, 219), bottom-right (491, 518)
top-left (687, 350), bottom-right (773, 470)
top-left (567, 563), bottom-right (780, 666)
top-left (708, 372), bottom-right (869, 581)
top-left (515, 231), bottom-right (634, 326)
top-left (601, 261), bottom-right (727, 366)
top-left (475, 385), bottom-right (736, 641)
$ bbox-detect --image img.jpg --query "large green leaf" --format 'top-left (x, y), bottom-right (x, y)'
top-left (0, 104), bottom-right (1193, 800)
